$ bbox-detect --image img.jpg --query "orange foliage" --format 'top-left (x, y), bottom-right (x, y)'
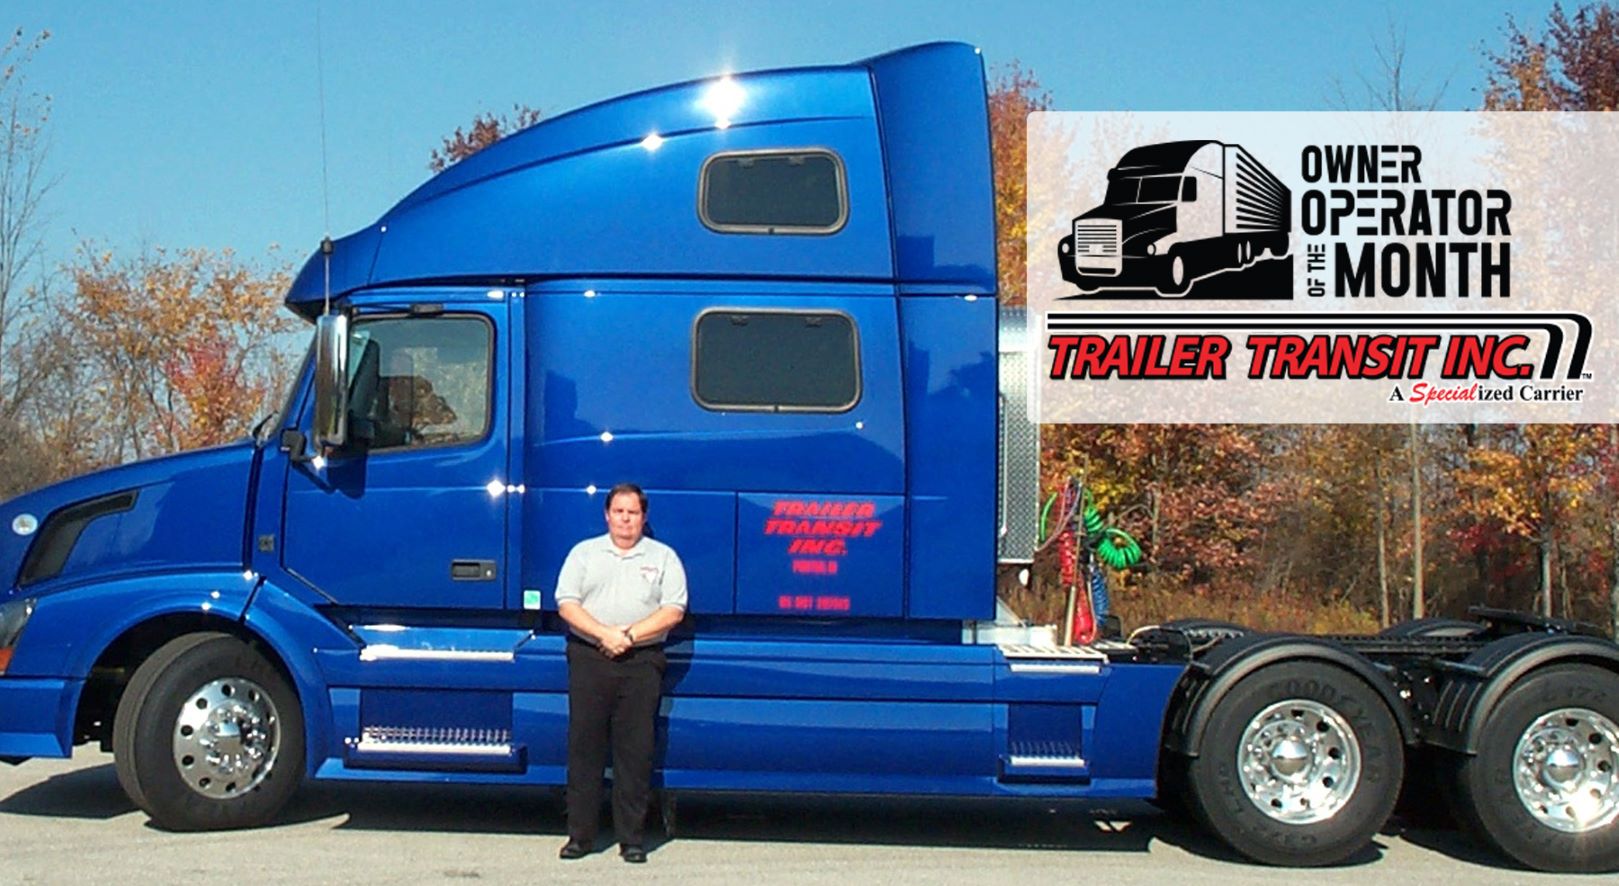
top-left (1485, 3), bottom-right (1619, 111)
top-left (69, 246), bottom-right (298, 457)
top-left (428, 105), bottom-right (543, 173)
top-left (1112, 575), bottom-right (1381, 636)
top-left (986, 63), bottom-right (1053, 307)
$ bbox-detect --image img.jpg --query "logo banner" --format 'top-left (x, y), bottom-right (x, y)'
top-left (1026, 112), bottom-right (1619, 423)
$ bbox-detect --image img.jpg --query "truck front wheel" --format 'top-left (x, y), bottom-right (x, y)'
top-left (1186, 661), bottom-right (1402, 866)
top-left (112, 632), bottom-right (304, 831)
top-left (1452, 664), bottom-right (1619, 872)
top-left (1158, 251), bottom-right (1191, 297)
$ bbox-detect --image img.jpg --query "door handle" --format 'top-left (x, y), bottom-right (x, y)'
top-left (451, 560), bottom-right (497, 581)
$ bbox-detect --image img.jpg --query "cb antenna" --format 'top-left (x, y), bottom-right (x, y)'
top-left (315, 0), bottom-right (333, 316)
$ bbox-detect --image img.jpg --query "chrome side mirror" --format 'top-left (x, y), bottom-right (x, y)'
top-left (312, 313), bottom-right (349, 449)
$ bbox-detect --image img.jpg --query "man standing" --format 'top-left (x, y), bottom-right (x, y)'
top-left (555, 483), bottom-right (687, 864)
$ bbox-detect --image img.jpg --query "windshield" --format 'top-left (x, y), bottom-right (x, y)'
top-left (1104, 177), bottom-right (1137, 204)
top-left (1139, 175), bottom-right (1183, 203)
top-left (1104, 174), bottom-right (1185, 205)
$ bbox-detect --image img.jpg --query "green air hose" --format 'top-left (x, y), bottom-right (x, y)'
top-left (1038, 486), bottom-right (1143, 570)
top-left (1095, 527), bottom-right (1144, 570)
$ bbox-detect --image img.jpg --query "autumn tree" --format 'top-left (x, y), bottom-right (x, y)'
top-left (986, 63), bottom-right (1055, 307)
top-left (68, 246), bottom-right (299, 459)
top-left (428, 104), bottom-right (543, 173)
top-left (1486, 3), bottom-right (1619, 111)
top-left (1483, 2), bottom-right (1619, 635)
top-left (0, 28), bottom-right (56, 498)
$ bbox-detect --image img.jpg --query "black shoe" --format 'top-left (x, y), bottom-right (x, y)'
top-left (620, 844), bottom-right (647, 864)
top-left (559, 839), bottom-right (591, 860)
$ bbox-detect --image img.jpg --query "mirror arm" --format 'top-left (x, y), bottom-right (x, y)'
top-left (280, 429), bottom-right (312, 464)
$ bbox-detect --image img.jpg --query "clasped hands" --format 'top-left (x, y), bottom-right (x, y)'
top-left (596, 625), bottom-right (635, 658)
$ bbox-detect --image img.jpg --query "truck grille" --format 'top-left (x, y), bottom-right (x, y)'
top-left (1072, 219), bottom-right (1122, 274)
top-left (1073, 220), bottom-right (1120, 256)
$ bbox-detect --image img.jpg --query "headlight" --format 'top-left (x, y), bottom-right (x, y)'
top-left (0, 597), bottom-right (36, 675)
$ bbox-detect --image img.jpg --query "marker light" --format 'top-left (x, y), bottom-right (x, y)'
top-left (11, 514), bottom-right (37, 536)
top-left (641, 133), bottom-right (664, 152)
top-left (486, 480), bottom-right (507, 497)
top-left (599, 431), bottom-right (614, 443)
top-left (0, 597), bottom-right (35, 675)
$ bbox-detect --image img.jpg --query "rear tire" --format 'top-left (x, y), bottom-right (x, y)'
top-left (113, 633), bottom-right (304, 831)
top-left (1379, 617), bottom-right (1483, 639)
top-left (1452, 664), bottom-right (1619, 872)
top-left (1163, 618), bottom-right (1249, 645)
top-left (1186, 661), bottom-right (1403, 866)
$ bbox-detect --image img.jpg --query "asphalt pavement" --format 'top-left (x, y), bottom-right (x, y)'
top-left (0, 751), bottom-right (1596, 884)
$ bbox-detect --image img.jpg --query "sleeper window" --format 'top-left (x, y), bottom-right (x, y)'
top-left (693, 310), bottom-right (859, 412)
top-left (700, 150), bottom-right (847, 233)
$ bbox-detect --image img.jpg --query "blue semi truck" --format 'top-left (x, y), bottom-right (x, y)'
top-left (0, 43), bottom-right (1616, 872)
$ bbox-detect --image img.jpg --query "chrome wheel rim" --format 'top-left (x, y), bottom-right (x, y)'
top-left (1238, 699), bottom-right (1362, 824)
top-left (172, 677), bottom-right (280, 799)
top-left (1512, 707), bottom-right (1619, 834)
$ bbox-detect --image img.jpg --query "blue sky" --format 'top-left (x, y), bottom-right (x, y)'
top-left (8, 0), bottom-right (1551, 278)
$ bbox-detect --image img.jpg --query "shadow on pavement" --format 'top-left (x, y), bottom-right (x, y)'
top-left (1381, 816), bottom-right (1518, 870)
top-left (3, 765), bottom-right (1517, 871)
top-left (283, 781), bottom-right (565, 834)
top-left (0, 763), bottom-right (136, 820)
top-left (655, 796), bottom-right (1178, 854)
top-left (315, 788), bottom-right (1381, 867)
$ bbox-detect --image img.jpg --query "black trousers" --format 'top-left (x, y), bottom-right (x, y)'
top-left (565, 638), bottom-right (665, 845)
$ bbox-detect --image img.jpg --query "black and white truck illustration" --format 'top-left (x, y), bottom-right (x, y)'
top-left (1058, 140), bottom-right (1290, 296)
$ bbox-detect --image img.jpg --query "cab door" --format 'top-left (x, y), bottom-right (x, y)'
top-left (282, 300), bottom-right (508, 609)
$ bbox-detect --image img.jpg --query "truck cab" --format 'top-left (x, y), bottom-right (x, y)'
top-left (1058, 140), bottom-right (1291, 296)
top-left (2, 41), bottom-right (1176, 803)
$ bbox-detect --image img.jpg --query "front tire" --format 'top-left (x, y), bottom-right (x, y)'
top-left (1186, 661), bottom-right (1403, 866)
top-left (1158, 251), bottom-right (1191, 297)
top-left (1452, 664), bottom-right (1619, 872)
top-left (113, 633), bottom-right (304, 831)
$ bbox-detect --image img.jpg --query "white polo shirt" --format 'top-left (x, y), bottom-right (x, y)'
top-left (554, 533), bottom-right (688, 644)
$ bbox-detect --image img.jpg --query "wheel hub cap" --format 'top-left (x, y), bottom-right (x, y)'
top-left (172, 677), bottom-right (280, 799)
top-left (1513, 707), bottom-right (1619, 834)
top-left (1238, 699), bottom-right (1362, 825)
top-left (1271, 739), bottom-right (1312, 778)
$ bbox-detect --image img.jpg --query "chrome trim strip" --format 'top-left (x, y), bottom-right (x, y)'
top-left (999, 644), bottom-right (1110, 661)
top-left (1007, 662), bottom-right (1103, 675)
top-left (358, 645), bottom-right (514, 663)
top-left (1008, 755), bottom-right (1088, 768)
top-left (353, 740), bottom-right (514, 757)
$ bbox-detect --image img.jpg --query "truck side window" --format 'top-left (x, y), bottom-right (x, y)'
top-left (344, 315), bottom-right (492, 451)
top-left (692, 310), bottom-right (859, 412)
top-left (699, 149), bottom-right (847, 234)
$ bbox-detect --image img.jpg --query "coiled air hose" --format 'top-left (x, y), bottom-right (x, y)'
top-left (1036, 481), bottom-right (1145, 626)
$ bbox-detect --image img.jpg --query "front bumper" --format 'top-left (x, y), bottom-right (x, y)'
top-left (1058, 239), bottom-right (1162, 290)
top-left (0, 677), bottom-right (79, 760)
